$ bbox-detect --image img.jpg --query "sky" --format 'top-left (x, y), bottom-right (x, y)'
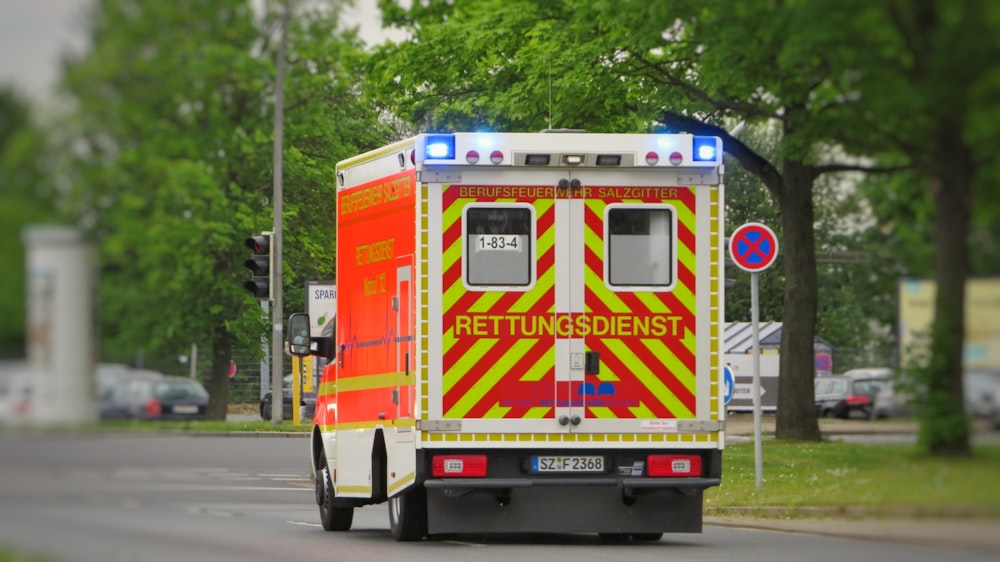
top-left (0, 0), bottom-right (401, 107)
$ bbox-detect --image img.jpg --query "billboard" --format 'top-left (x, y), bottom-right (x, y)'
top-left (898, 277), bottom-right (1000, 369)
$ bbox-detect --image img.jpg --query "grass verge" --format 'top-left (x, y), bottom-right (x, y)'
top-left (706, 440), bottom-right (1000, 518)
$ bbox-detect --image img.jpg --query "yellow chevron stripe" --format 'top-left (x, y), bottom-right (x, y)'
top-left (636, 292), bottom-right (670, 314)
top-left (605, 338), bottom-right (694, 417)
top-left (484, 402), bottom-right (511, 417)
top-left (525, 406), bottom-right (550, 419)
top-left (643, 337), bottom-right (696, 395)
top-left (587, 406), bottom-right (616, 419)
top-left (446, 339), bottom-right (537, 418)
top-left (442, 338), bottom-right (496, 395)
top-left (522, 344), bottom-right (554, 382)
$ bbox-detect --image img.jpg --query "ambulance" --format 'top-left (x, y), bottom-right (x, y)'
top-left (287, 131), bottom-right (726, 541)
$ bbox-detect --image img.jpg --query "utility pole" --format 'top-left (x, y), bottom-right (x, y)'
top-left (271, 1), bottom-right (289, 424)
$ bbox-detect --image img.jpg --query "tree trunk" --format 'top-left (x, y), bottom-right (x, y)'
top-left (921, 125), bottom-right (972, 457)
top-left (205, 325), bottom-right (234, 421)
top-left (774, 158), bottom-right (822, 441)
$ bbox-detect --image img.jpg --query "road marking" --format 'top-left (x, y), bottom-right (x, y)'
top-left (288, 520), bottom-right (322, 527)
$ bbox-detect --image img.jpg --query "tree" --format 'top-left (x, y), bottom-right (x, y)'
top-left (819, 0), bottom-right (1000, 455)
top-left (58, 0), bottom-right (391, 418)
top-left (0, 87), bottom-right (53, 357)
top-left (371, 0), bottom-right (919, 440)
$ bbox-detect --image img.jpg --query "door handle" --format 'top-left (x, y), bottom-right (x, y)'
top-left (585, 351), bottom-right (600, 375)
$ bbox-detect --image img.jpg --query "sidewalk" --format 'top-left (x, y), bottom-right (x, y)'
top-left (705, 515), bottom-right (1000, 551)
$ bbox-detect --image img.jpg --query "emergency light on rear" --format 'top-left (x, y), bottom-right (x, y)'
top-left (692, 136), bottom-right (718, 162)
top-left (432, 455), bottom-right (487, 477)
top-left (647, 454), bottom-right (702, 477)
top-left (425, 135), bottom-right (456, 160)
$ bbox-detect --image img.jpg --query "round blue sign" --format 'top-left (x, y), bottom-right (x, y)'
top-left (723, 366), bottom-right (735, 405)
top-left (729, 222), bottom-right (779, 272)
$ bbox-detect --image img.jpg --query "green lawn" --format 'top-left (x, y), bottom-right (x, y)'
top-left (707, 441), bottom-right (1000, 518)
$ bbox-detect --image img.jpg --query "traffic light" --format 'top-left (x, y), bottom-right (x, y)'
top-left (244, 232), bottom-right (272, 300)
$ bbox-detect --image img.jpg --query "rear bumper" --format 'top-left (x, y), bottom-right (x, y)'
top-left (426, 476), bottom-right (720, 491)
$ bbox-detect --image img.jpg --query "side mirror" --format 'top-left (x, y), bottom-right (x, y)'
top-left (287, 313), bottom-right (311, 357)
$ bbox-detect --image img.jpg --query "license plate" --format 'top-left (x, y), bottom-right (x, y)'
top-left (172, 405), bottom-right (198, 414)
top-left (530, 456), bottom-right (604, 473)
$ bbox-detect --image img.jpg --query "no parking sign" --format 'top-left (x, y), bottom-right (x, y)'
top-left (729, 223), bottom-right (779, 272)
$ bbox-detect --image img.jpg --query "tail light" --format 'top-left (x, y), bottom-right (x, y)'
top-left (145, 399), bottom-right (162, 416)
top-left (845, 395), bottom-right (872, 406)
top-left (432, 455), bottom-right (487, 477)
top-left (647, 454), bottom-right (702, 477)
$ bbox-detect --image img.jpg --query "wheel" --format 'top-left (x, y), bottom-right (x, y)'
top-left (317, 458), bottom-right (353, 531)
top-left (389, 486), bottom-right (427, 541)
top-left (260, 400), bottom-right (269, 420)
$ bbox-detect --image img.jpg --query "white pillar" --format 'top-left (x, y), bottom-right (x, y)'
top-left (23, 226), bottom-right (97, 425)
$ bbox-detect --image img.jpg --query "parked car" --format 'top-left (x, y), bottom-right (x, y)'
top-left (870, 380), bottom-right (919, 420)
top-left (99, 369), bottom-right (166, 420)
top-left (815, 375), bottom-right (888, 419)
top-left (842, 367), bottom-right (894, 380)
top-left (964, 368), bottom-right (1000, 421)
top-left (102, 375), bottom-right (209, 421)
top-left (0, 370), bottom-right (33, 424)
top-left (260, 374), bottom-right (316, 421)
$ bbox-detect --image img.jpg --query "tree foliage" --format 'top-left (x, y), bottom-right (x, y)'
top-left (57, 0), bottom-right (391, 418)
top-left (369, 0), bottom-right (998, 452)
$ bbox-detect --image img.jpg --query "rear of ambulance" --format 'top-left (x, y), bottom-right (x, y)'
top-left (412, 132), bottom-right (725, 537)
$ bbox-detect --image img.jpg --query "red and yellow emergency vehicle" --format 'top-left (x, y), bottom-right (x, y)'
top-left (287, 131), bottom-right (726, 541)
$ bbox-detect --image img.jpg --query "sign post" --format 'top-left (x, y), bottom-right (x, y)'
top-left (729, 222), bottom-right (779, 490)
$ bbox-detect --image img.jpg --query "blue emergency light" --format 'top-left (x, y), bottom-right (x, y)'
top-left (425, 135), bottom-right (456, 160)
top-left (692, 136), bottom-right (718, 162)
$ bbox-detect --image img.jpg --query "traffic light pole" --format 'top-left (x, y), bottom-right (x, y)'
top-left (270, 2), bottom-right (289, 425)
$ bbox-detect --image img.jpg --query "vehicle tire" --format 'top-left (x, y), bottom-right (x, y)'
top-left (261, 401), bottom-right (271, 420)
top-left (318, 457), bottom-right (353, 531)
top-left (389, 486), bottom-right (428, 541)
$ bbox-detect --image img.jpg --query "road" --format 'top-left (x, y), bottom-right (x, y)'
top-left (0, 432), bottom-right (995, 562)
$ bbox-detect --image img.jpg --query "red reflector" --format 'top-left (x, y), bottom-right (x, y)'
top-left (845, 395), bottom-right (872, 406)
top-left (645, 151), bottom-right (659, 165)
top-left (669, 152), bottom-right (683, 165)
top-left (647, 455), bottom-right (701, 477)
top-left (490, 150), bottom-right (504, 164)
top-left (145, 399), bottom-right (162, 416)
top-left (466, 150), bottom-right (480, 164)
top-left (432, 455), bottom-right (487, 477)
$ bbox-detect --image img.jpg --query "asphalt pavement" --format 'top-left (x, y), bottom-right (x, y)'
top-left (227, 412), bottom-right (1000, 551)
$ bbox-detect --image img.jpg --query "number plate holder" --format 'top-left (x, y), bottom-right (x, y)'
top-left (529, 455), bottom-right (605, 473)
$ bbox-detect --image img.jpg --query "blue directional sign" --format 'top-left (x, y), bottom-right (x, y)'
top-left (729, 222), bottom-right (779, 273)
top-left (723, 365), bottom-right (735, 405)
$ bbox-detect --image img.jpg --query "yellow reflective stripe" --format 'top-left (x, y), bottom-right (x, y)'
top-left (387, 472), bottom-right (416, 495)
top-left (337, 371), bottom-right (408, 392)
